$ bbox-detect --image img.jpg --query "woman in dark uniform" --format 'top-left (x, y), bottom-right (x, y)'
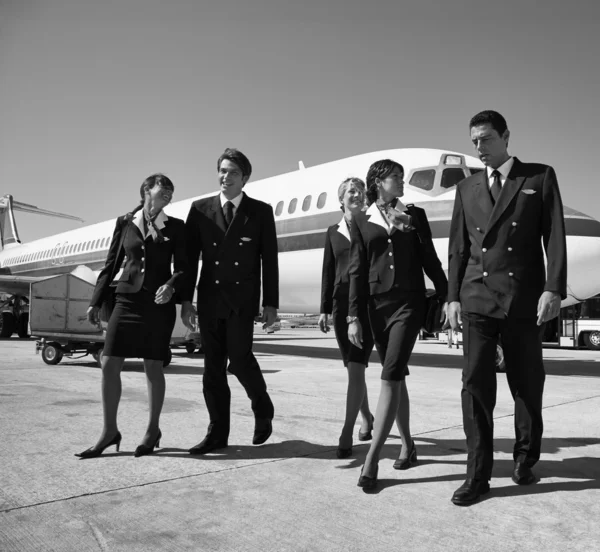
top-left (347, 160), bottom-right (448, 489)
top-left (75, 174), bottom-right (187, 459)
top-left (319, 177), bottom-right (374, 459)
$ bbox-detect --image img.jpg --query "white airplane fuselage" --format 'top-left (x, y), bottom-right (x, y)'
top-left (2, 148), bottom-right (600, 313)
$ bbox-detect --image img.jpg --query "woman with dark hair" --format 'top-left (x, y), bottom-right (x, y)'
top-left (348, 160), bottom-right (448, 489)
top-left (319, 177), bottom-right (374, 459)
top-left (76, 173), bottom-right (188, 459)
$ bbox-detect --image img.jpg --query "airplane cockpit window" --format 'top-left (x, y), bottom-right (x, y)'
top-left (441, 168), bottom-right (466, 189)
top-left (317, 192), bottom-right (327, 209)
top-left (288, 198), bottom-right (298, 214)
top-left (275, 201), bottom-right (283, 216)
top-left (409, 169), bottom-right (436, 191)
top-left (302, 195), bottom-right (312, 212)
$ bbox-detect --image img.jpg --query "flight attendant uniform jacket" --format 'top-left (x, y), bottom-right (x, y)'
top-left (182, 193), bottom-right (279, 316)
top-left (90, 211), bottom-right (188, 308)
top-left (448, 158), bottom-right (567, 319)
top-left (348, 203), bottom-right (448, 318)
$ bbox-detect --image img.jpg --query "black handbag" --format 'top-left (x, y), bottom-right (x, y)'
top-left (422, 290), bottom-right (444, 334)
top-left (99, 215), bottom-right (131, 323)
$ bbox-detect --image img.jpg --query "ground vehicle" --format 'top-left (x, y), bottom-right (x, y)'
top-left (554, 294), bottom-right (600, 350)
top-left (30, 272), bottom-right (201, 367)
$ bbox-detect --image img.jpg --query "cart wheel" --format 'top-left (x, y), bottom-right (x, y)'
top-left (163, 349), bottom-right (172, 368)
top-left (92, 348), bottom-right (104, 368)
top-left (42, 343), bottom-right (63, 365)
top-left (185, 343), bottom-right (196, 354)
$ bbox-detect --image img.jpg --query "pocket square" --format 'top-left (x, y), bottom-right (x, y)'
top-left (162, 236), bottom-right (170, 241)
top-left (521, 189), bottom-right (537, 195)
top-left (241, 237), bottom-right (252, 242)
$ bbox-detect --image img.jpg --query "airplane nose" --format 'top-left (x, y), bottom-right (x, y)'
top-left (563, 211), bottom-right (600, 303)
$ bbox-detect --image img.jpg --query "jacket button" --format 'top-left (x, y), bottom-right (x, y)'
top-left (508, 247), bottom-right (513, 251)
top-left (235, 262), bottom-right (239, 266)
top-left (215, 280), bottom-right (219, 284)
top-left (509, 272), bottom-right (514, 277)
top-left (476, 227), bottom-right (481, 232)
top-left (236, 281), bottom-right (240, 284)
top-left (239, 243), bottom-right (243, 246)
top-left (388, 239), bottom-right (392, 243)
top-left (213, 242), bottom-right (217, 246)
top-left (215, 261), bottom-right (219, 265)
top-left (512, 222), bottom-right (517, 227)
top-left (141, 257), bottom-right (145, 261)
top-left (390, 265), bottom-right (394, 269)
top-left (482, 248), bottom-right (487, 253)
top-left (388, 252), bottom-right (392, 256)
top-left (141, 268), bottom-right (145, 273)
top-left (483, 271), bottom-right (488, 277)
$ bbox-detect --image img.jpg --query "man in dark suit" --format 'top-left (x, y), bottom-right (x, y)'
top-left (448, 110), bottom-right (567, 505)
top-left (181, 148), bottom-right (279, 454)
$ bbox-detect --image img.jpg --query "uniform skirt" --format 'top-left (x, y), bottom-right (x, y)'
top-left (103, 290), bottom-right (176, 361)
top-left (332, 298), bottom-right (374, 367)
top-left (368, 289), bottom-right (426, 381)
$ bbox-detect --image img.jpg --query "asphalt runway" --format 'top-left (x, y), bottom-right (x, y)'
top-left (1, 330), bottom-right (599, 551)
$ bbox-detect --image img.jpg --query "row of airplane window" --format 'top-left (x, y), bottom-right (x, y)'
top-left (5, 236), bottom-right (111, 266)
top-left (271, 192), bottom-right (328, 217)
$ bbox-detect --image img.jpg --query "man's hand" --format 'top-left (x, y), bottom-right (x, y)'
top-left (348, 320), bottom-right (363, 349)
top-left (181, 301), bottom-right (197, 331)
top-left (155, 284), bottom-right (174, 305)
top-left (441, 302), bottom-right (449, 329)
top-left (537, 291), bottom-right (561, 326)
top-left (318, 313), bottom-right (330, 334)
top-left (87, 306), bottom-right (100, 325)
top-left (448, 301), bottom-right (462, 332)
top-left (262, 306), bottom-right (278, 329)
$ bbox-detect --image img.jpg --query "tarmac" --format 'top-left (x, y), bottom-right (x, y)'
top-left (1, 329), bottom-right (599, 552)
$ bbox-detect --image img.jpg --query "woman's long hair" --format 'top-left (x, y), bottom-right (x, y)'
top-left (365, 160), bottom-right (404, 205)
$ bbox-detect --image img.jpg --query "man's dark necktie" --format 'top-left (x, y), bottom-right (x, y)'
top-left (224, 201), bottom-right (234, 227)
top-left (490, 170), bottom-right (502, 204)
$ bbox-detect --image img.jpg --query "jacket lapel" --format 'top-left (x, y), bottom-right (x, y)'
top-left (486, 158), bottom-right (526, 233)
top-left (131, 211), bottom-right (146, 240)
top-left (209, 194), bottom-right (227, 234)
top-left (336, 218), bottom-right (351, 242)
top-left (365, 203), bottom-right (391, 235)
top-left (473, 171), bottom-right (494, 221)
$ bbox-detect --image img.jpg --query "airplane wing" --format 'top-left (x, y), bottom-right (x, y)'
top-left (0, 275), bottom-right (45, 295)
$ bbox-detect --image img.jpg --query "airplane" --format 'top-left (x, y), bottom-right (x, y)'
top-left (1, 148), bottom-right (600, 341)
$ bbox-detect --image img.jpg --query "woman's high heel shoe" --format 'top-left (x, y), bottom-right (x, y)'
top-left (134, 429), bottom-right (162, 458)
top-left (357, 464), bottom-right (378, 490)
top-left (358, 414), bottom-right (375, 442)
top-left (75, 432), bottom-right (122, 459)
top-left (393, 439), bottom-right (417, 470)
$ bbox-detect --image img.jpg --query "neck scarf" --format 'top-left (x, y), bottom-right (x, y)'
top-left (143, 209), bottom-right (165, 243)
top-left (376, 198), bottom-right (414, 232)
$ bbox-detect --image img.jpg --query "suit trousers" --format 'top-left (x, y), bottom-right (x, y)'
top-left (461, 312), bottom-right (546, 480)
top-left (198, 304), bottom-right (274, 440)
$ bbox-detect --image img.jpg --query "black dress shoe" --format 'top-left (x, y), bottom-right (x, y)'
top-left (393, 439), bottom-right (417, 470)
top-left (188, 436), bottom-right (228, 455)
top-left (358, 414), bottom-right (375, 442)
top-left (512, 462), bottom-right (536, 485)
top-left (253, 418), bottom-right (272, 445)
top-left (134, 429), bottom-right (162, 458)
top-left (357, 464), bottom-right (378, 490)
top-left (451, 478), bottom-right (490, 506)
top-left (336, 446), bottom-right (352, 459)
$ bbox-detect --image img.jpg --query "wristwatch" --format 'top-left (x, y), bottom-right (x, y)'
top-left (346, 316), bottom-right (359, 324)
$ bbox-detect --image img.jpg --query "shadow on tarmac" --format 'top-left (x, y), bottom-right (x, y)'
top-left (253, 343), bottom-right (600, 377)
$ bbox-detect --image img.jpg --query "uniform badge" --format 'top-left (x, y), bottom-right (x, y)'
top-left (241, 237), bottom-right (252, 242)
top-left (521, 189), bottom-right (537, 195)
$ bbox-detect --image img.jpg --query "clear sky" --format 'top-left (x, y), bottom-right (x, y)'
top-left (1, 0), bottom-right (599, 242)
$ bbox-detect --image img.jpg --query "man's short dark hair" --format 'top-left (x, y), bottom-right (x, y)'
top-left (469, 110), bottom-right (508, 136)
top-left (217, 148), bottom-right (252, 179)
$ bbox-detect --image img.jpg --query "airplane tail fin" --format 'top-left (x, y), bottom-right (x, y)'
top-left (0, 194), bottom-right (84, 250)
